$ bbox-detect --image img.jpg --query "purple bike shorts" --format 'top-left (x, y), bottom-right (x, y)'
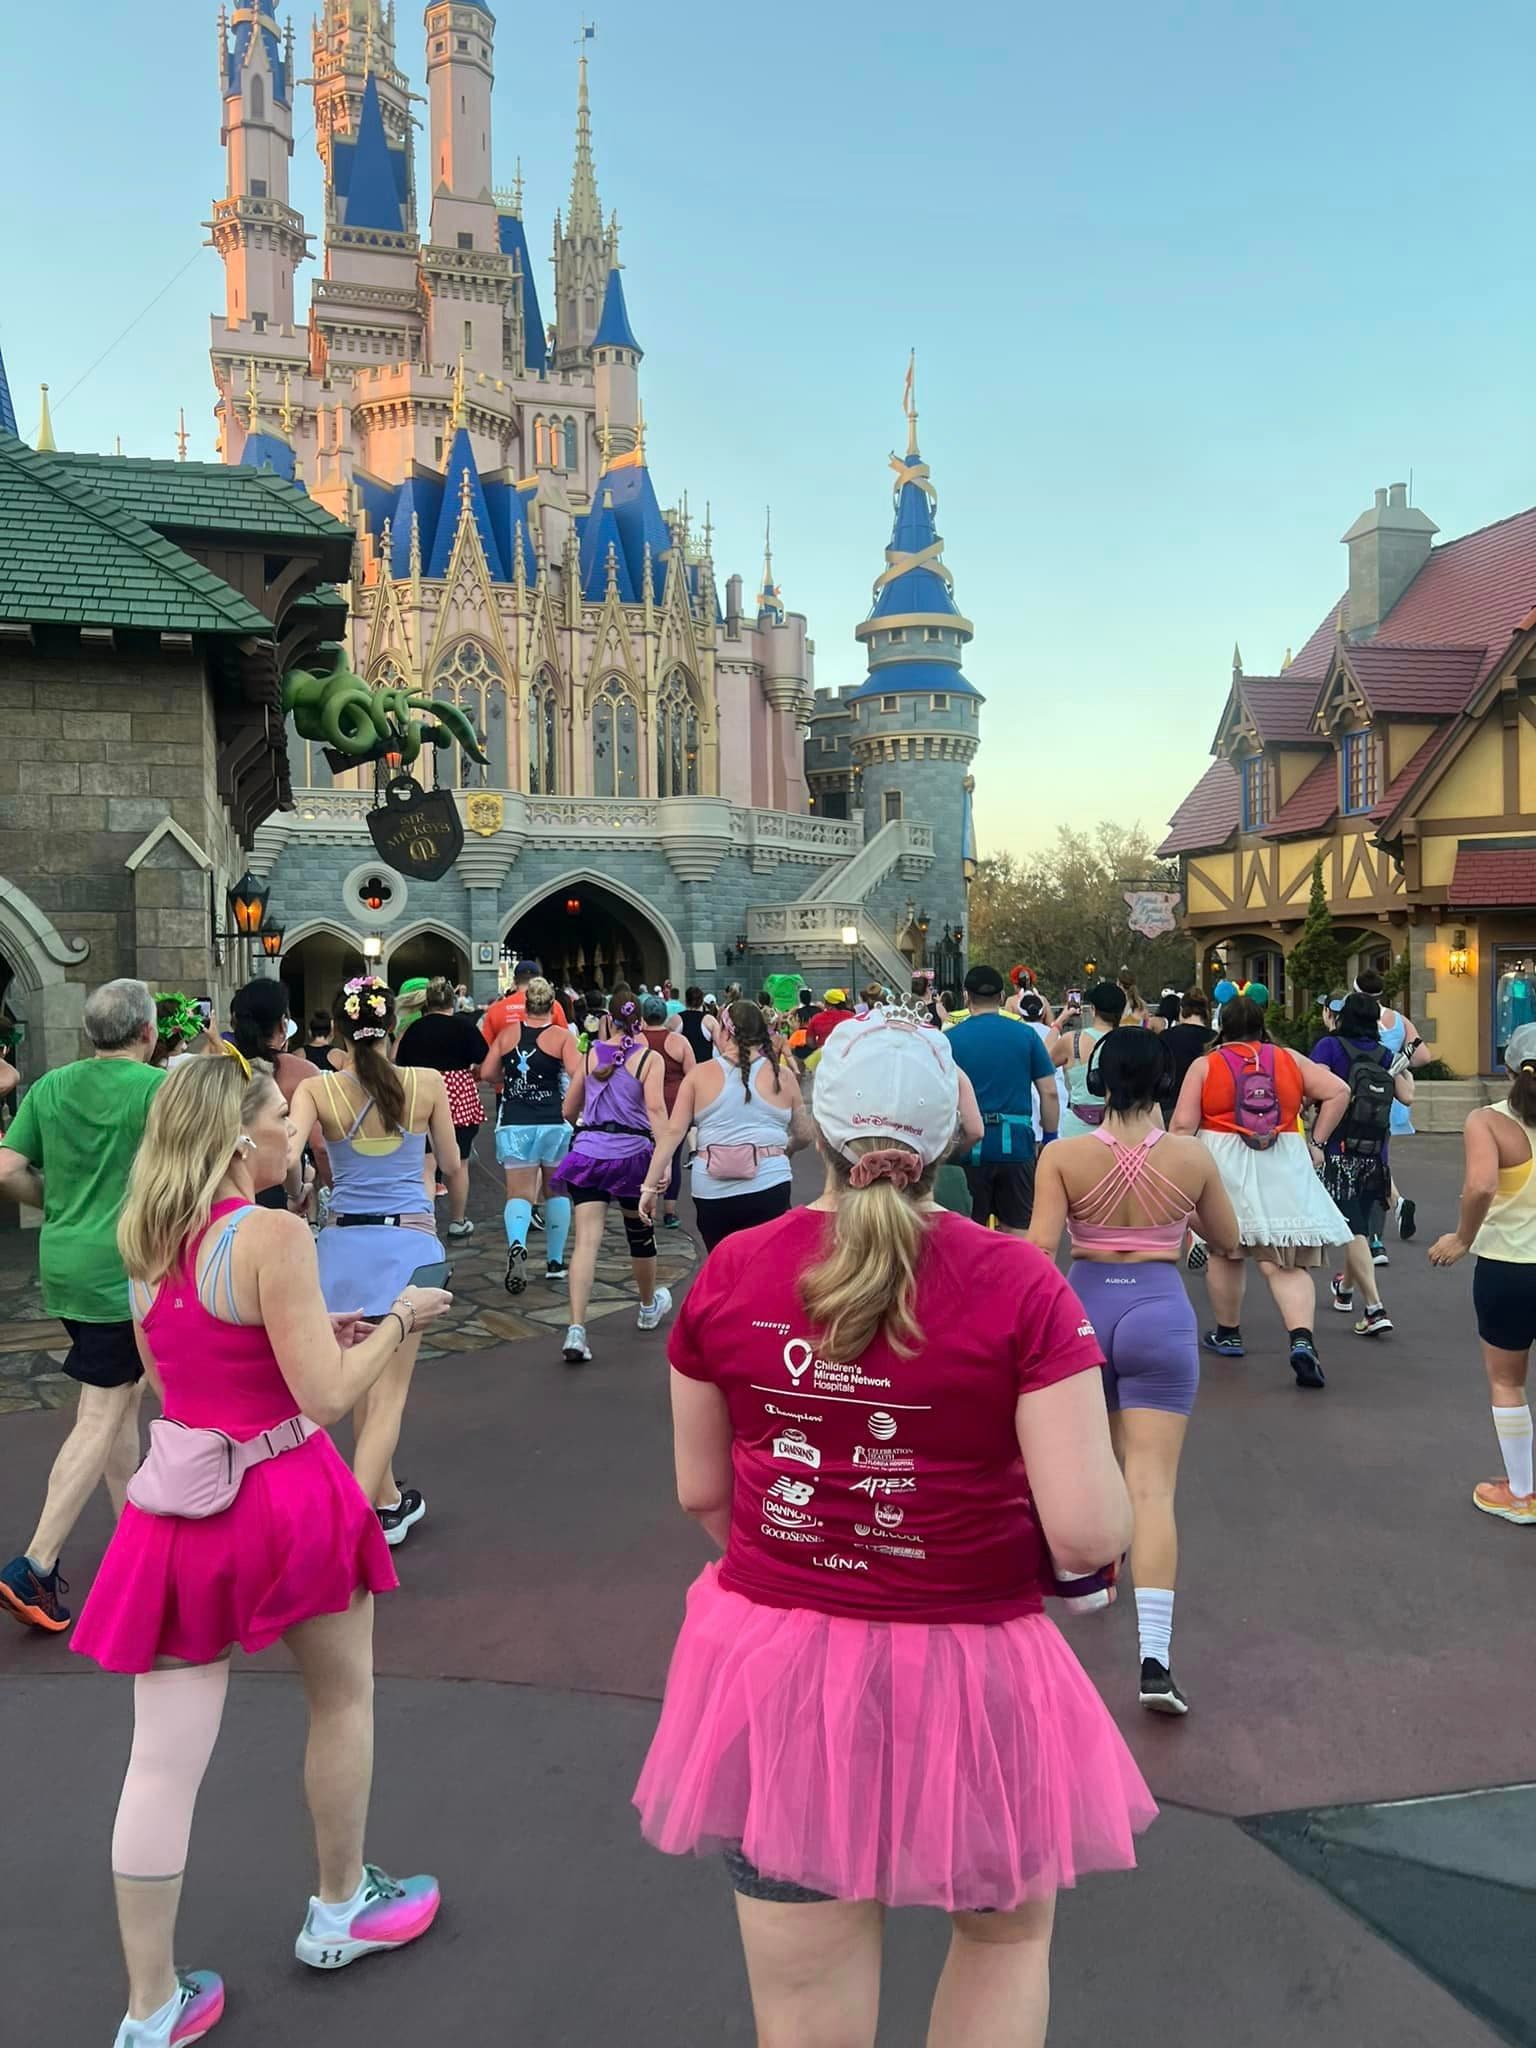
top-left (1069, 1261), bottom-right (1200, 1418)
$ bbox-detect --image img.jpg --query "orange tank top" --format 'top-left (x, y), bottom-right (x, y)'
top-left (1200, 1040), bottom-right (1304, 1134)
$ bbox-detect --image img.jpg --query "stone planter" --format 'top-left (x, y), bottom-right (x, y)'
top-left (1409, 1078), bottom-right (1494, 1133)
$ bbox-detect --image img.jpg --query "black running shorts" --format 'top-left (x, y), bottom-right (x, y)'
top-left (1473, 1257), bottom-right (1536, 1353)
top-left (61, 1318), bottom-right (143, 1390)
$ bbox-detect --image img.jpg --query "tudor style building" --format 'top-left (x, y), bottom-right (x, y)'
top-left (1160, 483), bottom-right (1536, 1077)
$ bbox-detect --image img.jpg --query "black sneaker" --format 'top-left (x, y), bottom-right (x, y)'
top-left (545, 1259), bottom-right (569, 1282)
top-left (504, 1242), bottom-right (528, 1296)
top-left (1139, 1659), bottom-right (1189, 1716)
top-left (1290, 1336), bottom-right (1326, 1389)
top-left (1329, 1274), bottom-right (1354, 1314)
top-left (1397, 1197), bottom-right (1418, 1241)
top-left (377, 1487), bottom-right (426, 1548)
top-left (530, 1205), bottom-right (545, 1232)
top-left (1186, 1237), bottom-right (1208, 1273)
top-left (1355, 1303), bottom-right (1393, 1338)
top-left (1202, 1329), bottom-right (1245, 1359)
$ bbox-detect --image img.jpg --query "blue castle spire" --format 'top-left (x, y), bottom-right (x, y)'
top-left (593, 267), bottom-right (642, 356)
top-left (333, 73), bottom-right (407, 233)
top-left (224, 0), bottom-right (290, 107)
top-left (0, 345), bottom-right (16, 439)
top-left (850, 371), bottom-right (979, 702)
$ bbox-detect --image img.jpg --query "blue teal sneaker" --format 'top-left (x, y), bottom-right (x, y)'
top-left (112, 1969), bottom-right (224, 2045)
top-left (0, 1553), bottom-right (70, 1632)
top-left (1202, 1330), bottom-right (1245, 1359)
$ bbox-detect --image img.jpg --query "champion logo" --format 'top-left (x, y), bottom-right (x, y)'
top-left (867, 1412), bottom-right (899, 1441)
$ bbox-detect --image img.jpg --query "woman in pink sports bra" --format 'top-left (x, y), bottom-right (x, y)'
top-left (1031, 1029), bottom-right (1238, 1718)
top-left (70, 1056), bottom-right (453, 2048)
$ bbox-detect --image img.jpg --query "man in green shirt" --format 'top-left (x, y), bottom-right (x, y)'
top-left (0, 978), bottom-right (163, 1632)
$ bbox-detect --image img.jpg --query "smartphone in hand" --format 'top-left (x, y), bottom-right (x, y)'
top-left (409, 1260), bottom-right (452, 1290)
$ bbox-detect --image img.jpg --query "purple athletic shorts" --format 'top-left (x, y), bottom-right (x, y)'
top-left (1069, 1261), bottom-right (1200, 1417)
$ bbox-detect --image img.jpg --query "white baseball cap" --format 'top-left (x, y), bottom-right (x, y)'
top-left (1505, 1023), bottom-right (1536, 1073)
top-left (812, 1008), bottom-right (960, 1168)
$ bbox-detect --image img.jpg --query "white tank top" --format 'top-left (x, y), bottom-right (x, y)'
top-left (691, 1052), bottom-right (793, 1200)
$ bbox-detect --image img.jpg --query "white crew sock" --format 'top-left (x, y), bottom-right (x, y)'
top-left (121, 1987), bottom-right (181, 2043)
top-left (307, 1869), bottom-right (369, 1934)
top-left (1493, 1405), bottom-right (1535, 1497)
top-left (1135, 1587), bottom-right (1175, 1667)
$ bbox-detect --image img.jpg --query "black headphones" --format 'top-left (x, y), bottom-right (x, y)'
top-left (1084, 1026), bottom-right (1169, 1101)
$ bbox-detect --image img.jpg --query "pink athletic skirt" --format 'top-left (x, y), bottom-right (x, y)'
top-left (634, 1564), bottom-right (1156, 1911)
top-left (71, 1431), bottom-right (397, 1674)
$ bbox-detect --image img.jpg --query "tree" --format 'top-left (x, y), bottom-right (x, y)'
top-left (1285, 853), bottom-right (1347, 1012)
top-left (968, 822), bottom-right (1194, 997)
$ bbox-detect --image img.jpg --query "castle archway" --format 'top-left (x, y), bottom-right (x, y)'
top-left (502, 874), bottom-right (682, 991)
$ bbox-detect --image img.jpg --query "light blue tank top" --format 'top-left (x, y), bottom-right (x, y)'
top-left (324, 1071), bottom-right (433, 1217)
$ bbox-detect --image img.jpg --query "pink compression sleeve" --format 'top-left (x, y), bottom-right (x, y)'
top-left (111, 1663), bottom-right (231, 1880)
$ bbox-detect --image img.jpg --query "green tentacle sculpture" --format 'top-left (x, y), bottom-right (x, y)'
top-left (282, 646), bottom-right (491, 769)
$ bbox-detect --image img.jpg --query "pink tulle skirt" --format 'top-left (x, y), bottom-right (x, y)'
top-left (634, 1565), bottom-right (1157, 1910)
top-left (72, 1431), bottom-right (397, 1674)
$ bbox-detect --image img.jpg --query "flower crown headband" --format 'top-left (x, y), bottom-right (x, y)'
top-left (341, 975), bottom-right (392, 1041)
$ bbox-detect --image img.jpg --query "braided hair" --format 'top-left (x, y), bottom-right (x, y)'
top-left (725, 999), bottom-right (783, 1100)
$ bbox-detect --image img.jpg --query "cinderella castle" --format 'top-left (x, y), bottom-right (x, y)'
top-left (211, 0), bottom-right (982, 1009)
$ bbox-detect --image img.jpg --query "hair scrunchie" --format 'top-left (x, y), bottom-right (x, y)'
top-left (847, 1147), bottom-right (925, 1191)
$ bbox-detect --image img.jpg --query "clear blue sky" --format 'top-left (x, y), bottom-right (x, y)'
top-left (4, 0), bottom-right (1534, 857)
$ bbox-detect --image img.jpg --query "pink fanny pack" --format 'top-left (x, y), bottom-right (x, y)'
top-left (703, 1143), bottom-right (787, 1183)
top-left (127, 1415), bottom-right (318, 1520)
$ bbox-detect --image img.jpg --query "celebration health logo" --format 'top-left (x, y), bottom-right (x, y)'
top-left (867, 1412), bottom-right (899, 1442)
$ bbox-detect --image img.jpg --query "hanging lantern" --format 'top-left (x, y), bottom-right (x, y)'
top-left (228, 872), bottom-right (270, 938)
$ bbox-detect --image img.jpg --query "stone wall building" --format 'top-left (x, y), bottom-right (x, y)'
top-left (0, 428), bottom-right (349, 1077)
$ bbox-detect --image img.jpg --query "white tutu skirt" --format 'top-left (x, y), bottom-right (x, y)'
top-left (1200, 1131), bottom-right (1349, 1249)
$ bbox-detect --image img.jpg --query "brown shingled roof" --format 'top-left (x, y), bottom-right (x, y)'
top-left (1345, 644), bottom-right (1485, 714)
top-left (1448, 839), bottom-right (1536, 906)
top-left (1240, 676), bottom-right (1324, 742)
top-left (1262, 754), bottom-right (1337, 839)
top-left (1158, 758), bottom-right (1240, 858)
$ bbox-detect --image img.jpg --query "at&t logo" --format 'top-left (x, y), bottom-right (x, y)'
top-left (867, 1412), bottom-right (899, 1441)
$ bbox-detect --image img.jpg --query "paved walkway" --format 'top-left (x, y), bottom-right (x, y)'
top-left (1, 1136), bottom-right (1530, 2044)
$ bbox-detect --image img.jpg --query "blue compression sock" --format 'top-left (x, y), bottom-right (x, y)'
top-left (504, 1199), bottom-right (533, 1249)
top-left (543, 1197), bottom-right (572, 1265)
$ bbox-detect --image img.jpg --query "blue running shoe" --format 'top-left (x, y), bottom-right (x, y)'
top-left (0, 1553), bottom-right (70, 1632)
top-left (1202, 1330), bottom-right (1245, 1359)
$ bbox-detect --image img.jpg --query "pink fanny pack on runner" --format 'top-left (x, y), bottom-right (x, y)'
top-left (703, 1143), bottom-right (787, 1183)
top-left (127, 1415), bottom-right (318, 1520)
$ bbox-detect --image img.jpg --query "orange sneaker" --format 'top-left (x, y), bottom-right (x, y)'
top-left (1473, 1479), bottom-right (1536, 1524)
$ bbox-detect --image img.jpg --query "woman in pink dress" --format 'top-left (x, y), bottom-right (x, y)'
top-left (635, 1010), bottom-right (1153, 2048)
top-left (71, 1055), bottom-right (453, 2048)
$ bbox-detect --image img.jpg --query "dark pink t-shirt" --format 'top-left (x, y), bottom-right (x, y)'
top-left (668, 1207), bottom-right (1104, 1625)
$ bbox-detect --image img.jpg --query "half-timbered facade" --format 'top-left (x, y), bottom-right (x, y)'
top-left (1161, 484), bottom-right (1536, 1075)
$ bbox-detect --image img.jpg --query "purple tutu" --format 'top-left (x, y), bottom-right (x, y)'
top-left (635, 1564), bottom-right (1157, 1911)
top-left (551, 1131), bottom-right (650, 1201)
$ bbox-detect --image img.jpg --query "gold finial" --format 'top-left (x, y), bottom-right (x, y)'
top-left (702, 501), bottom-right (714, 556)
top-left (597, 405), bottom-right (613, 467)
top-left (763, 504), bottom-right (774, 583)
top-left (451, 353), bottom-right (468, 430)
top-left (513, 156), bottom-right (524, 216)
top-left (634, 397), bottom-right (646, 462)
top-left (114, 435), bottom-right (124, 458)
top-left (903, 348), bottom-right (918, 458)
top-left (176, 407), bottom-right (190, 461)
top-left (280, 369), bottom-right (296, 438)
top-left (1334, 600), bottom-right (1348, 641)
top-left (1231, 640), bottom-right (1243, 677)
top-left (34, 383), bottom-right (57, 453)
top-left (1280, 645), bottom-right (1293, 672)
top-left (245, 358), bottom-right (261, 432)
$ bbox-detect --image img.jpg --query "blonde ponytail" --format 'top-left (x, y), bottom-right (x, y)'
top-left (118, 1057), bottom-right (280, 1284)
top-left (799, 1138), bottom-right (935, 1360)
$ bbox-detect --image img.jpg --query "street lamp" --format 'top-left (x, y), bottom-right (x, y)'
top-left (228, 873), bottom-right (269, 938)
top-left (1083, 958), bottom-right (1099, 983)
top-left (361, 934), bottom-right (383, 963)
top-left (841, 923), bottom-right (859, 990)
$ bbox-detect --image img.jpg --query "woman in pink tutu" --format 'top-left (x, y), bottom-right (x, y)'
top-left (71, 1056), bottom-right (452, 2048)
top-left (635, 1009), bottom-right (1153, 2047)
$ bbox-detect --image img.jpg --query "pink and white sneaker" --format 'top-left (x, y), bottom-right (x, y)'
top-left (294, 1864), bottom-right (441, 1970)
top-left (112, 1970), bottom-right (224, 2046)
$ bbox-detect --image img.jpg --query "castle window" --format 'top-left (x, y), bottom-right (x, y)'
top-left (432, 639), bottom-right (508, 788)
top-left (533, 417), bottom-right (550, 466)
top-left (250, 74), bottom-right (265, 120)
top-left (1241, 753), bottom-right (1266, 831)
top-left (924, 627), bottom-right (939, 642)
top-left (657, 670), bottom-right (701, 798)
top-left (1342, 729), bottom-right (1377, 815)
top-left (931, 693), bottom-right (949, 712)
top-left (592, 678), bottom-right (639, 799)
top-left (882, 790), bottom-right (904, 825)
top-left (888, 629), bottom-right (906, 644)
top-left (527, 670), bottom-right (559, 794)
top-left (457, 35), bottom-right (469, 48)
top-left (251, 178), bottom-right (268, 198)
top-left (880, 695), bottom-right (898, 714)
top-left (434, 435), bottom-right (444, 462)
top-left (252, 313), bottom-right (267, 333)
top-left (458, 232), bottom-right (473, 250)
top-left (563, 418), bottom-right (579, 471)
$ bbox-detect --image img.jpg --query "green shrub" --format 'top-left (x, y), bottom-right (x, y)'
top-left (1415, 1058), bottom-right (1458, 1082)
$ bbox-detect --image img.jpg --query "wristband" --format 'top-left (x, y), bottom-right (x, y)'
top-left (390, 1295), bottom-right (416, 1332)
top-left (383, 1309), bottom-right (408, 1345)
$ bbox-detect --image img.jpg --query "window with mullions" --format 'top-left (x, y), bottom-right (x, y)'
top-left (1241, 753), bottom-right (1266, 831)
top-left (1341, 729), bottom-right (1377, 814)
top-left (656, 670), bottom-right (700, 797)
top-left (431, 640), bottom-right (507, 788)
top-left (527, 670), bottom-right (559, 794)
top-left (592, 678), bottom-right (638, 798)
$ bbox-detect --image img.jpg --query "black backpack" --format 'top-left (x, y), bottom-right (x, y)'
top-left (1338, 1045), bottom-right (1394, 1155)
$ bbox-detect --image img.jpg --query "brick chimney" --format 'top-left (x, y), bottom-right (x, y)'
top-left (1340, 482), bottom-right (1437, 637)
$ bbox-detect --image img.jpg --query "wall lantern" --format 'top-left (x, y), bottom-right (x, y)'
top-left (361, 934), bottom-right (384, 962)
top-left (1448, 929), bottom-right (1471, 979)
top-left (259, 926), bottom-right (286, 960)
top-left (228, 872), bottom-right (269, 937)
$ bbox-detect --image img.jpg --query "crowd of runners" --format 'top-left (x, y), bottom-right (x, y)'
top-left (0, 954), bottom-right (1532, 2048)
